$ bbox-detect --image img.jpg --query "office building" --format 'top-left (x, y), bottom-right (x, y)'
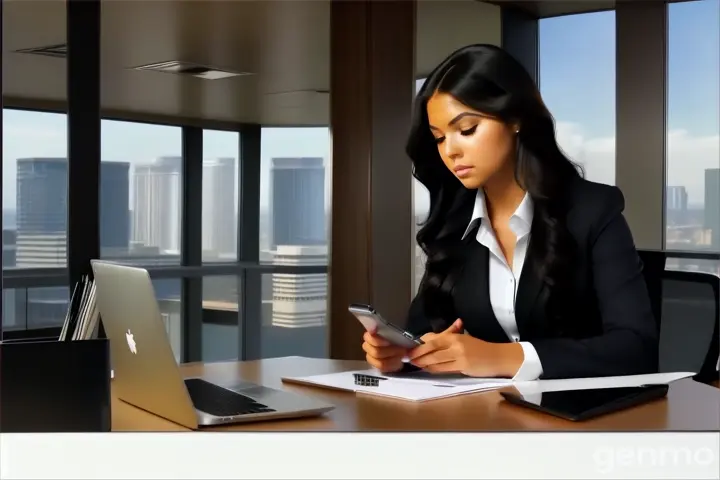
top-left (270, 157), bottom-right (326, 249)
top-left (666, 185), bottom-right (689, 228)
top-left (14, 158), bottom-right (131, 267)
top-left (100, 161), bottom-right (131, 251)
top-left (132, 156), bottom-right (182, 254)
top-left (667, 185), bottom-right (688, 212)
top-left (270, 245), bottom-right (328, 328)
top-left (15, 158), bottom-right (68, 268)
top-left (202, 157), bottom-right (236, 258)
top-left (265, 157), bottom-right (328, 329)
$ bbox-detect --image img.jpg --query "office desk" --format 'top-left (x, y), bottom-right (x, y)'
top-left (112, 356), bottom-right (720, 432)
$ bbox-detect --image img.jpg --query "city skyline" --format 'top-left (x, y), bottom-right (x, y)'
top-left (2, 151), bottom-right (331, 334)
top-left (2, 3), bottom-right (719, 216)
top-left (1, 6), bottom-right (718, 242)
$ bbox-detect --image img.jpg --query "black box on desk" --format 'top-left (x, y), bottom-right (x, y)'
top-left (0, 337), bottom-right (111, 432)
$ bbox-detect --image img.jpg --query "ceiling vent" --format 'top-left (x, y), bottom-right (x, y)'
top-left (131, 60), bottom-right (252, 80)
top-left (14, 43), bottom-right (67, 58)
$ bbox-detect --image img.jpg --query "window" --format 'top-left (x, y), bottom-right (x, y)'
top-left (259, 272), bottom-right (328, 358)
top-left (100, 120), bottom-right (182, 265)
top-left (412, 78), bottom-right (430, 294)
top-left (665, 0), bottom-right (720, 267)
top-left (2, 287), bottom-right (70, 331)
top-left (412, 178), bottom-right (429, 294)
top-left (3, 110), bottom-right (68, 269)
top-left (152, 278), bottom-right (183, 362)
top-left (257, 128), bottom-right (329, 358)
top-left (259, 128), bottom-right (330, 265)
top-left (539, 12), bottom-right (616, 186)
top-left (202, 130), bottom-right (239, 263)
top-left (202, 275), bottom-right (240, 362)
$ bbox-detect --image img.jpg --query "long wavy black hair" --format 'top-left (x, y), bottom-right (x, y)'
top-left (408, 44), bottom-right (583, 327)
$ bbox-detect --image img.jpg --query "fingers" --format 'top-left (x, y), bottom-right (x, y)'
top-left (362, 331), bottom-right (407, 374)
top-left (410, 347), bottom-right (456, 368)
top-left (362, 331), bottom-right (407, 372)
top-left (363, 331), bottom-right (391, 347)
top-left (418, 319), bottom-right (463, 343)
top-left (441, 318), bottom-right (463, 335)
top-left (407, 333), bottom-right (452, 361)
top-left (419, 332), bottom-right (438, 343)
top-left (365, 353), bottom-right (404, 373)
top-left (362, 340), bottom-right (406, 359)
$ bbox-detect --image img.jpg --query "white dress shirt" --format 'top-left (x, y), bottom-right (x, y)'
top-left (461, 189), bottom-right (544, 381)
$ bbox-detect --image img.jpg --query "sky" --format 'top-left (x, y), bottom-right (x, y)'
top-left (2, 0), bottom-right (719, 217)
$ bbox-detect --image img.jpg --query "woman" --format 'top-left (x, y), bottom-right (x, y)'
top-left (362, 44), bottom-right (659, 380)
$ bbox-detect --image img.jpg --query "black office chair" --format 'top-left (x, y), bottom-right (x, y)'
top-left (637, 249), bottom-right (667, 331)
top-left (660, 270), bottom-right (719, 385)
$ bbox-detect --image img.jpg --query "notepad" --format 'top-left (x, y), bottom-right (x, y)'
top-left (282, 369), bottom-right (513, 402)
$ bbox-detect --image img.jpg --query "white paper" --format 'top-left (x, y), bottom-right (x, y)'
top-left (513, 371), bottom-right (696, 396)
top-left (282, 369), bottom-right (511, 402)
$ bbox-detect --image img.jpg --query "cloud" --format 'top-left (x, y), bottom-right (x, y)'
top-left (413, 122), bottom-right (719, 213)
top-left (3, 125), bottom-right (66, 143)
top-left (556, 121), bottom-right (720, 206)
top-left (666, 129), bottom-right (720, 205)
top-left (555, 121), bottom-right (616, 187)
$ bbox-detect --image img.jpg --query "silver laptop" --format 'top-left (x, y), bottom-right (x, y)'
top-left (91, 260), bottom-right (334, 429)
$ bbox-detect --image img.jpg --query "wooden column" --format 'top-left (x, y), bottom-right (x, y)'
top-left (328, 0), bottom-right (416, 360)
top-left (501, 6), bottom-right (539, 84)
top-left (616, 1), bottom-right (667, 250)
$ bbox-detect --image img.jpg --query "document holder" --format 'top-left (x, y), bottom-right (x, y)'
top-left (0, 338), bottom-right (112, 432)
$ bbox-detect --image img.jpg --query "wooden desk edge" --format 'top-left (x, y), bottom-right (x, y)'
top-left (112, 357), bottom-right (720, 432)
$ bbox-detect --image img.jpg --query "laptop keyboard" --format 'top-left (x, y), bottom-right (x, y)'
top-left (184, 378), bottom-right (276, 417)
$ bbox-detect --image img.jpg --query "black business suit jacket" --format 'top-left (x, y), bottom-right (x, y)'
top-left (406, 177), bottom-right (659, 380)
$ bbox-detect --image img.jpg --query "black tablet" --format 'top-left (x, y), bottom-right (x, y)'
top-left (500, 384), bottom-right (669, 421)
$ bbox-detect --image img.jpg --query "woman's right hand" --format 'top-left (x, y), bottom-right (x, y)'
top-left (362, 330), bottom-right (408, 373)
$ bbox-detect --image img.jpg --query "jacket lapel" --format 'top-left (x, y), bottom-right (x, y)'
top-left (514, 242), bottom-right (546, 338)
top-left (471, 243), bottom-right (511, 341)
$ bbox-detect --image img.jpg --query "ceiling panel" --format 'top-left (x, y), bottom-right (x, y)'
top-left (3, 0), bottom-right (501, 125)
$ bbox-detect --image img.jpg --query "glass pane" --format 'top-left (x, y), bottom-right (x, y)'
top-left (3, 110), bottom-right (68, 269)
top-left (259, 128), bottom-right (330, 265)
top-left (202, 130), bottom-right (239, 263)
top-left (539, 12), bottom-right (616, 186)
top-left (100, 120), bottom-right (182, 265)
top-left (202, 275), bottom-right (240, 361)
top-left (412, 78), bottom-right (430, 295)
top-left (665, 0), bottom-right (720, 254)
top-left (152, 278), bottom-right (183, 362)
top-left (260, 272), bottom-right (327, 358)
top-left (2, 286), bottom-right (70, 331)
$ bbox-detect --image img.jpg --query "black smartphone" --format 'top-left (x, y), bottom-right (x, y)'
top-left (348, 303), bottom-right (424, 348)
top-left (501, 384), bottom-right (669, 421)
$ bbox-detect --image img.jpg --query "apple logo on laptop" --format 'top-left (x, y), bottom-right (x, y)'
top-left (126, 329), bottom-right (137, 354)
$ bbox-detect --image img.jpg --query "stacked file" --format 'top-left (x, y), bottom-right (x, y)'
top-left (59, 275), bottom-right (101, 341)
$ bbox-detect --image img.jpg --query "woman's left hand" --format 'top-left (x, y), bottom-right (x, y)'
top-left (407, 319), bottom-right (524, 378)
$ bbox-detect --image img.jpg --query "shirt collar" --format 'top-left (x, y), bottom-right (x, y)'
top-left (461, 189), bottom-right (534, 240)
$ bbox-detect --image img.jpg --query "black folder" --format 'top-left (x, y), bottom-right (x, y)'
top-left (0, 337), bottom-right (111, 432)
